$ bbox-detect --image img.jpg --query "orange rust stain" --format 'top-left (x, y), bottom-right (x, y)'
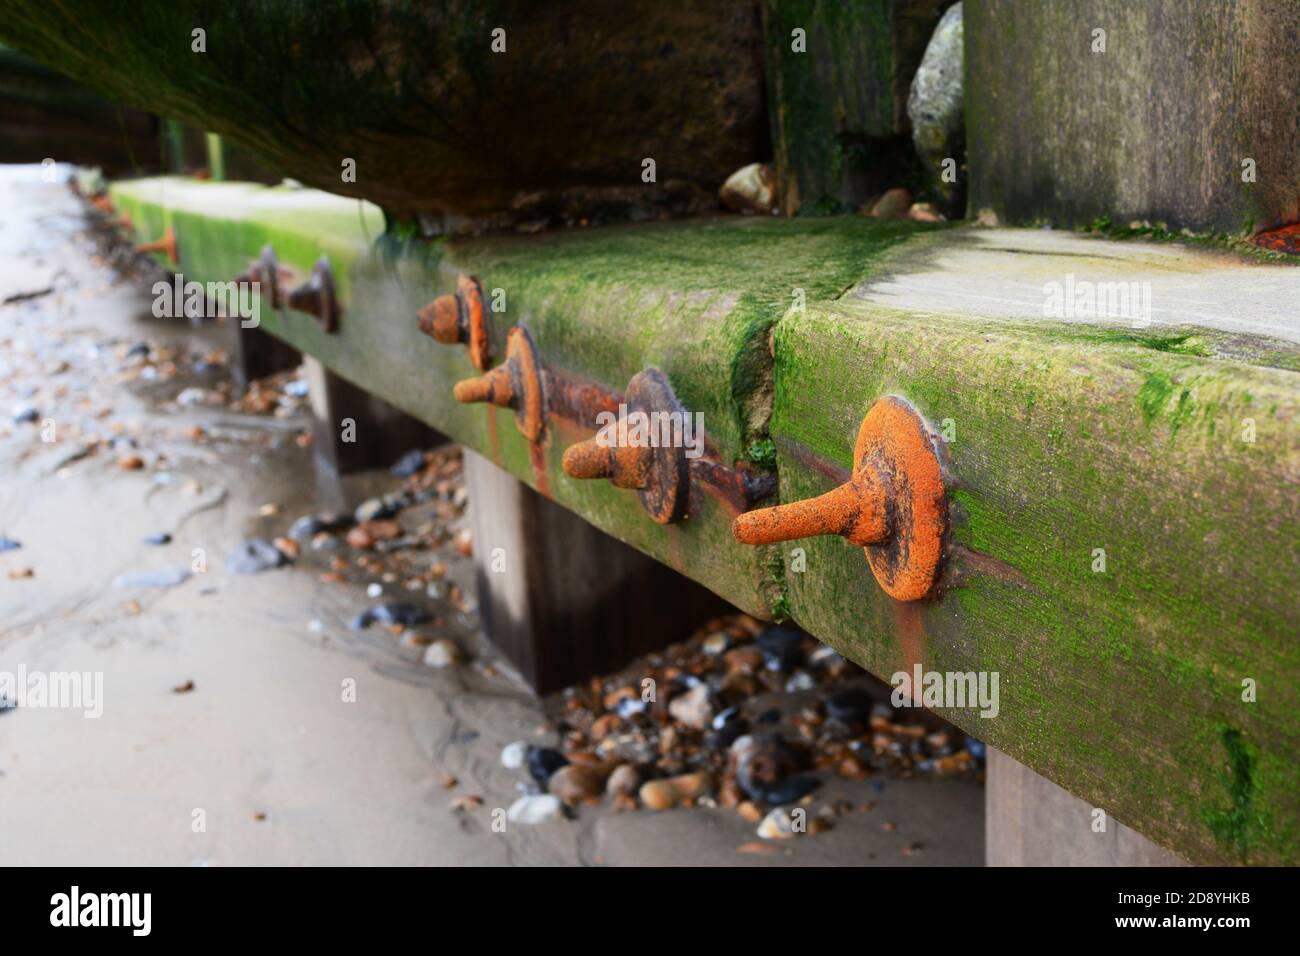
top-left (730, 396), bottom-right (947, 602)
top-left (486, 405), bottom-right (500, 466)
top-left (1252, 223), bottom-right (1300, 255)
top-left (892, 600), bottom-right (926, 684)
top-left (529, 441), bottom-right (550, 498)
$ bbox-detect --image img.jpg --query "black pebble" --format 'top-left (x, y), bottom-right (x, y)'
top-left (757, 626), bottom-right (804, 672)
top-left (528, 747), bottom-right (569, 787)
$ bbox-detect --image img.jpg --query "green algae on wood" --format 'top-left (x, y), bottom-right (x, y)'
top-left (769, 300), bottom-right (1300, 864)
top-left (760, 0), bottom-right (948, 215)
top-left (108, 177), bottom-right (939, 619)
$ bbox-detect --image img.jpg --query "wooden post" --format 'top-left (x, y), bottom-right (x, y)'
top-left (303, 355), bottom-right (446, 476)
top-left (985, 747), bottom-right (1186, 866)
top-left (226, 317), bottom-right (302, 391)
top-left (464, 450), bottom-right (730, 694)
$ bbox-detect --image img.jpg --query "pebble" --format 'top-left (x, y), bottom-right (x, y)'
top-left (349, 602), bottom-right (431, 630)
top-left (354, 497), bottom-right (397, 523)
top-left (639, 771), bottom-right (712, 811)
top-left (501, 741), bottom-right (529, 769)
top-left (506, 794), bottom-right (562, 825)
top-left (825, 687), bottom-right (875, 729)
top-left (11, 403), bottom-right (38, 425)
top-left (719, 162), bottom-right (780, 216)
top-left (667, 682), bottom-right (714, 730)
top-left (757, 807), bottom-right (800, 840)
top-left (422, 639), bottom-right (461, 669)
top-left (272, 536), bottom-right (300, 559)
top-left (0, 536), bottom-right (21, 552)
top-left (757, 626), bottom-right (803, 672)
top-left (288, 513), bottom-right (350, 539)
top-left (226, 537), bottom-right (290, 574)
top-left (389, 449), bottom-right (427, 478)
top-left (112, 567), bottom-right (191, 589)
top-left (784, 671), bottom-right (816, 692)
top-left (366, 582), bottom-right (383, 598)
top-left (527, 747), bottom-right (569, 787)
top-left (701, 631), bottom-right (731, 655)
top-left (548, 762), bottom-right (615, 804)
top-left (868, 187), bottom-right (913, 219)
top-left (605, 763), bottom-right (641, 797)
top-left (142, 532), bottom-right (172, 546)
top-left (709, 706), bottom-right (749, 749)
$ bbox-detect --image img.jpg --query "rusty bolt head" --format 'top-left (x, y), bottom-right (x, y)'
top-left (452, 325), bottom-right (544, 441)
top-left (417, 274), bottom-right (492, 369)
top-left (561, 368), bottom-right (689, 524)
top-left (286, 256), bottom-right (340, 333)
top-left (732, 396), bottom-right (948, 601)
top-left (417, 294), bottom-right (461, 344)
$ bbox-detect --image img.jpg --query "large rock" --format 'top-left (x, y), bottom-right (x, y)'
top-left (966, 0), bottom-right (1300, 234)
top-left (0, 1), bottom-right (765, 228)
top-left (907, 3), bottom-right (964, 217)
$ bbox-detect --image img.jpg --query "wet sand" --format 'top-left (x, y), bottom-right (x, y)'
top-left (0, 165), bottom-right (983, 865)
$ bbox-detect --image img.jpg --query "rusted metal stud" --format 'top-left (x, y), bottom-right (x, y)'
top-left (134, 225), bottom-right (178, 266)
top-left (234, 245), bottom-right (290, 309)
top-left (286, 256), bottom-right (340, 333)
top-left (453, 325), bottom-right (545, 441)
top-left (732, 396), bottom-right (948, 601)
top-left (416, 273), bottom-right (492, 370)
top-left (561, 368), bottom-right (690, 525)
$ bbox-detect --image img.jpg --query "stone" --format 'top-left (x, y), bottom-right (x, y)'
top-left (11, 402), bottom-right (38, 424)
top-left (757, 807), bottom-right (800, 840)
top-left (226, 537), bottom-right (289, 574)
top-left (548, 762), bottom-right (616, 804)
top-left (142, 532), bottom-right (172, 545)
top-left (756, 626), bottom-right (803, 672)
top-left (349, 602), bottom-right (431, 630)
top-left (505, 794), bottom-right (562, 826)
top-left (112, 567), bottom-right (191, 589)
top-left (605, 763), bottom-right (641, 797)
top-left (719, 163), bottom-right (779, 215)
top-left (389, 448), bottom-right (427, 478)
top-left (638, 771), bottom-right (713, 811)
top-left (354, 497), bottom-right (396, 524)
top-left (527, 747), bottom-right (569, 787)
top-left (668, 682), bottom-right (715, 730)
top-left (422, 638), bottom-right (461, 668)
top-left (288, 513), bottom-right (349, 539)
top-left (501, 740), bottom-right (529, 769)
top-left (907, 2), bottom-right (964, 217)
top-left (0, 536), bottom-right (20, 552)
top-left (868, 187), bottom-right (913, 220)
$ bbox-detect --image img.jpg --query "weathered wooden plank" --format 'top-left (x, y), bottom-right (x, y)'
top-left (3, 1), bottom-right (766, 224)
top-left (760, 0), bottom-right (951, 214)
top-left (108, 177), bottom-right (942, 620)
top-left (966, 0), bottom-right (1300, 234)
top-left (766, 233), bottom-right (1300, 864)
